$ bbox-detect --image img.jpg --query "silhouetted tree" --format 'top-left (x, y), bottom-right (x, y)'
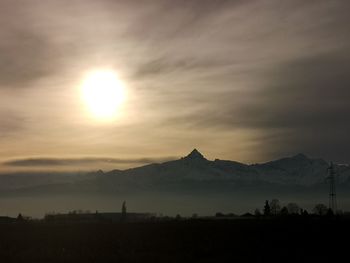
top-left (17, 213), bottom-right (23, 221)
top-left (280, 206), bottom-right (289, 216)
top-left (264, 200), bottom-right (271, 216)
top-left (254, 208), bottom-right (261, 217)
top-left (326, 208), bottom-right (334, 217)
top-left (301, 209), bottom-right (309, 217)
top-left (121, 201), bottom-right (127, 221)
top-left (313, 204), bottom-right (328, 216)
top-left (270, 199), bottom-right (281, 216)
top-left (287, 203), bottom-right (300, 215)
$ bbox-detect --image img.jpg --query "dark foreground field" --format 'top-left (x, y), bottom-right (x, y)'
top-left (0, 218), bottom-right (348, 263)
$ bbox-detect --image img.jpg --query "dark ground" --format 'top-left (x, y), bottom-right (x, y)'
top-left (0, 218), bottom-right (348, 263)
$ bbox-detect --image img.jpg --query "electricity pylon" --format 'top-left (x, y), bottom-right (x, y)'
top-left (327, 162), bottom-right (337, 213)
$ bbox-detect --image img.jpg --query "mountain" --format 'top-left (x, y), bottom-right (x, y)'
top-left (2, 149), bottom-right (350, 194)
top-left (92, 149), bottom-right (350, 191)
top-left (251, 154), bottom-right (332, 185)
top-left (2, 150), bottom-right (350, 216)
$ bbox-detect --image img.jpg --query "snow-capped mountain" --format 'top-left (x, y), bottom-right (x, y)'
top-left (100, 149), bottom-right (350, 187)
top-left (1, 149), bottom-right (349, 194)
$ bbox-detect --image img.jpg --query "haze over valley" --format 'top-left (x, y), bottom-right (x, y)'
top-left (1, 149), bottom-right (348, 217)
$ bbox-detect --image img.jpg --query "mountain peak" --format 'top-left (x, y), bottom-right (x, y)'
top-left (185, 149), bottom-right (206, 160)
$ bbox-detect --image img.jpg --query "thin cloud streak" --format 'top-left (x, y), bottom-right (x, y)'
top-left (3, 157), bottom-right (176, 167)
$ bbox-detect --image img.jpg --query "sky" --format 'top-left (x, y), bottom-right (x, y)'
top-left (0, 0), bottom-right (349, 172)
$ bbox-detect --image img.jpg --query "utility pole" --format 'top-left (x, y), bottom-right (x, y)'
top-left (327, 162), bottom-right (337, 213)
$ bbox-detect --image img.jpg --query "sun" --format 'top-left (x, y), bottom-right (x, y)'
top-left (81, 70), bottom-right (126, 120)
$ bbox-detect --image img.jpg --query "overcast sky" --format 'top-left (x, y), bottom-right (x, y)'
top-left (0, 0), bottom-right (349, 172)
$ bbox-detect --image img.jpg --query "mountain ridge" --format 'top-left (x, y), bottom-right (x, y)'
top-left (1, 149), bottom-right (349, 217)
top-left (1, 150), bottom-right (349, 193)
top-left (102, 149), bottom-right (350, 186)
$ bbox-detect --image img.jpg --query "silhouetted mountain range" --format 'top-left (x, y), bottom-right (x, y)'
top-left (1, 149), bottom-right (350, 194)
top-left (2, 149), bottom-right (350, 216)
top-left (100, 149), bottom-right (350, 187)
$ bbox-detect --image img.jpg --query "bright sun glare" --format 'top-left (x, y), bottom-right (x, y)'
top-left (81, 70), bottom-right (126, 120)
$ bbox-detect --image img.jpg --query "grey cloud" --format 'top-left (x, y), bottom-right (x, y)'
top-left (1, 0), bottom-right (350, 166)
top-left (161, 49), bottom-right (350, 127)
top-left (0, 30), bottom-right (60, 87)
top-left (0, 111), bottom-right (25, 137)
top-left (133, 56), bottom-right (233, 79)
top-left (159, 50), bottom-right (350, 162)
top-left (3, 157), bottom-right (176, 167)
top-left (241, 51), bottom-right (350, 130)
top-left (126, 0), bottom-right (238, 41)
top-left (0, 1), bottom-right (90, 89)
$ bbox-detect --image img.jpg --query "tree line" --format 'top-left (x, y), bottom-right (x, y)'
top-left (256, 199), bottom-right (335, 217)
